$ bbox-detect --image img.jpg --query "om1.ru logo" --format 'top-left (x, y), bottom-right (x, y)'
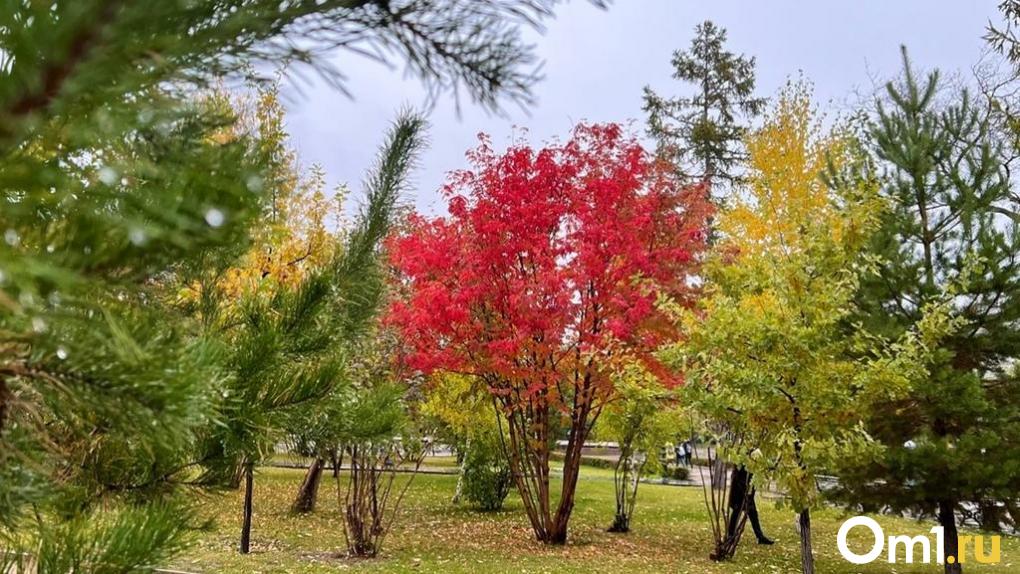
top-left (837, 516), bottom-right (1001, 565)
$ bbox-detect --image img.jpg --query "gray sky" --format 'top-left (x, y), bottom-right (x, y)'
top-left (281, 0), bottom-right (1001, 216)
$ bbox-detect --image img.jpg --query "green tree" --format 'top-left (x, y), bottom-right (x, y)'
top-left (987, 1), bottom-right (1020, 76)
top-left (334, 381), bottom-right (424, 559)
top-left (197, 111), bottom-right (427, 554)
top-left (642, 20), bottom-right (766, 185)
top-left (0, 60), bottom-right (262, 574)
top-left (832, 50), bottom-right (1020, 574)
top-left (291, 330), bottom-right (427, 558)
top-left (0, 1), bottom-right (598, 133)
top-left (665, 85), bottom-right (951, 574)
top-left (595, 362), bottom-right (680, 533)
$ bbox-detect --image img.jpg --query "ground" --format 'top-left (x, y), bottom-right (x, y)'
top-left (170, 461), bottom-right (1020, 573)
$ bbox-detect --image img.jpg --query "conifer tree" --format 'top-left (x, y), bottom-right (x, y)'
top-left (834, 49), bottom-right (1020, 574)
top-left (642, 20), bottom-right (766, 185)
top-left (0, 65), bottom-right (263, 574)
top-left (987, 1), bottom-right (1020, 73)
top-left (196, 110), bottom-right (427, 554)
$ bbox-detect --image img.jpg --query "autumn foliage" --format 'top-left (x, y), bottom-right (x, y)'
top-left (386, 123), bottom-right (711, 543)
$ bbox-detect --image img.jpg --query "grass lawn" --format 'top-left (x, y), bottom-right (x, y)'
top-left (170, 464), bottom-right (1020, 573)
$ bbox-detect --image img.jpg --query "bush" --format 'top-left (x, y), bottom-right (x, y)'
top-left (461, 439), bottom-right (512, 511)
top-left (661, 464), bottom-right (690, 481)
top-left (550, 452), bottom-right (615, 469)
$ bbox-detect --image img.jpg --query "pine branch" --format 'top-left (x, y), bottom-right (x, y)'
top-left (333, 109), bottom-right (427, 336)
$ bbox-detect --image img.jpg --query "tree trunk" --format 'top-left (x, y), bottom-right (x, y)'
top-left (331, 449), bottom-right (341, 478)
top-left (545, 471), bottom-right (576, 545)
top-left (0, 378), bottom-right (10, 435)
top-left (609, 446), bottom-right (630, 533)
top-left (978, 499), bottom-right (1003, 532)
top-left (711, 457), bottom-right (727, 490)
top-left (227, 462), bottom-right (245, 490)
top-left (608, 513), bottom-right (630, 533)
top-left (548, 422), bottom-right (586, 545)
top-left (498, 380), bottom-right (594, 546)
top-left (452, 439), bottom-right (468, 504)
top-left (939, 499), bottom-right (963, 574)
top-left (1006, 499), bottom-right (1020, 532)
top-left (239, 461), bottom-right (254, 554)
top-left (798, 509), bottom-right (815, 574)
top-left (547, 519), bottom-right (569, 545)
top-left (291, 457), bottom-right (324, 513)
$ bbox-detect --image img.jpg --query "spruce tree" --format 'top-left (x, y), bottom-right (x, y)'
top-left (642, 20), bottom-right (766, 185)
top-left (834, 49), bottom-right (1020, 573)
top-left (0, 1), bottom-right (589, 569)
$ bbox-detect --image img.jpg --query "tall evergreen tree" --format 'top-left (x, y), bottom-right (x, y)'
top-left (833, 49), bottom-right (1020, 574)
top-left (0, 1), bottom-right (592, 569)
top-left (642, 20), bottom-right (766, 185)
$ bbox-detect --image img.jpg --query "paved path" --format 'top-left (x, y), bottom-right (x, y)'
top-left (265, 458), bottom-right (721, 490)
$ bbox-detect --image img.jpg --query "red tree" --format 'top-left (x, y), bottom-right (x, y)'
top-left (386, 123), bottom-right (711, 544)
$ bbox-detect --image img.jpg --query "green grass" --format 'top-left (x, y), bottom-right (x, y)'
top-left (170, 464), bottom-right (1020, 573)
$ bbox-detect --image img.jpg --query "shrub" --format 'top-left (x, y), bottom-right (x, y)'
top-left (461, 438), bottom-right (512, 511)
top-left (550, 452), bottom-right (615, 469)
top-left (661, 464), bottom-right (690, 481)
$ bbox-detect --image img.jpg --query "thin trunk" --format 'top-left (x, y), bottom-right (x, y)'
top-left (978, 500), bottom-right (1003, 532)
top-left (706, 450), bottom-right (743, 561)
top-left (551, 448), bottom-right (583, 541)
top-left (608, 445), bottom-right (630, 533)
top-left (915, 179), bottom-right (936, 291)
top-left (609, 440), bottom-right (645, 533)
top-left (940, 499), bottom-right (963, 574)
top-left (608, 513), bottom-right (630, 533)
top-left (291, 457), bottom-right (324, 513)
top-left (711, 457), bottom-right (727, 489)
top-left (227, 461), bottom-right (245, 490)
top-left (1006, 500), bottom-right (1020, 532)
top-left (239, 461), bottom-right (254, 554)
top-left (501, 407), bottom-right (545, 540)
top-left (331, 449), bottom-right (340, 478)
top-left (495, 370), bottom-right (597, 546)
top-left (798, 508), bottom-right (814, 574)
top-left (548, 436), bottom-right (579, 544)
top-left (452, 438), bottom-right (468, 504)
top-left (0, 378), bottom-right (10, 435)
top-left (788, 387), bottom-right (813, 574)
top-left (701, 58), bottom-right (712, 182)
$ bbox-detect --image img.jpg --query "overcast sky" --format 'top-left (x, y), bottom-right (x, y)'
top-left (280, 0), bottom-right (1002, 216)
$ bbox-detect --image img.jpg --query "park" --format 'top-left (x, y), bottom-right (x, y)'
top-left (161, 455), bottom-right (1020, 573)
top-left (1, 2), bottom-right (1019, 573)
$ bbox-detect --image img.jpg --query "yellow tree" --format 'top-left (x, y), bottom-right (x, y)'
top-left (665, 83), bottom-right (955, 573)
top-left (178, 85), bottom-right (348, 340)
top-left (218, 86), bottom-right (345, 299)
top-left (421, 374), bottom-right (513, 511)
